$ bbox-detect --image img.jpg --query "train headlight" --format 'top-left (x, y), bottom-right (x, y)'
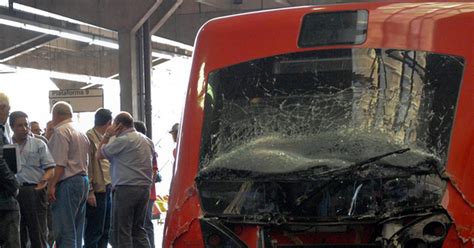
top-left (200, 218), bottom-right (247, 248)
top-left (386, 213), bottom-right (450, 248)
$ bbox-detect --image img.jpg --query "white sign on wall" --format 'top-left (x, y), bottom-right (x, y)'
top-left (49, 89), bottom-right (104, 113)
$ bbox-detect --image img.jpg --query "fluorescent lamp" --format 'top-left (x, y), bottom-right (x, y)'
top-left (91, 39), bottom-right (119, 49)
top-left (0, 19), bottom-right (23, 28)
top-left (151, 35), bottom-right (193, 52)
top-left (0, 15), bottom-right (120, 49)
top-left (12, 2), bottom-right (103, 28)
top-left (0, 16), bottom-right (187, 58)
top-left (60, 32), bottom-right (93, 43)
top-left (24, 24), bottom-right (61, 36)
top-left (151, 52), bottom-right (173, 60)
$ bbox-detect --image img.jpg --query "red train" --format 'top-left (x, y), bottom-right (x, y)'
top-left (164, 1), bottom-right (474, 247)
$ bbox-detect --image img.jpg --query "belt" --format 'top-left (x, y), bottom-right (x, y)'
top-left (58, 173), bottom-right (88, 184)
top-left (21, 183), bottom-right (37, 187)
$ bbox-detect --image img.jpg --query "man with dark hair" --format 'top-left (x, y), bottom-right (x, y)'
top-left (30, 121), bottom-right (48, 143)
top-left (29, 121), bottom-right (42, 136)
top-left (47, 101), bottom-right (90, 248)
top-left (28, 122), bottom-right (53, 247)
top-left (0, 118), bottom-right (20, 248)
top-left (97, 112), bottom-right (154, 248)
top-left (134, 121), bottom-right (147, 136)
top-left (10, 111), bottom-right (55, 248)
top-left (84, 108), bottom-right (112, 248)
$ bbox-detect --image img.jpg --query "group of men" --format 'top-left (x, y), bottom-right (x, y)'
top-left (0, 91), bottom-right (167, 248)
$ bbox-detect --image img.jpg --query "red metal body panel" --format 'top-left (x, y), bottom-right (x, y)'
top-left (164, 1), bottom-right (474, 247)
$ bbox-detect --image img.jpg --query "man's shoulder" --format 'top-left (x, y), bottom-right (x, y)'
top-left (63, 124), bottom-right (87, 137)
top-left (117, 132), bottom-right (151, 145)
top-left (52, 124), bottom-right (88, 143)
top-left (144, 136), bottom-right (154, 146)
top-left (54, 122), bottom-right (75, 136)
top-left (134, 132), bottom-right (153, 143)
top-left (136, 133), bottom-right (154, 151)
top-left (27, 136), bottom-right (49, 154)
top-left (85, 128), bottom-right (96, 139)
top-left (33, 134), bottom-right (48, 144)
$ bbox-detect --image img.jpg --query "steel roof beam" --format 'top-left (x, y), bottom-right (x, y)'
top-left (0, 33), bottom-right (57, 62)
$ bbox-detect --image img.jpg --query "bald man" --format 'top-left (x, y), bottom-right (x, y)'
top-left (0, 94), bottom-right (20, 248)
top-left (97, 112), bottom-right (154, 248)
top-left (47, 101), bottom-right (90, 248)
top-left (0, 92), bottom-right (12, 144)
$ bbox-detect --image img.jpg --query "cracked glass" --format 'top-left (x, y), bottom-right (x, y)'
top-left (196, 48), bottom-right (464, 221)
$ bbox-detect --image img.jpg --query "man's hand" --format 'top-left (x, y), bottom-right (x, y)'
top-left (47, 185), bottom-right (56, 203)
top-left (97, 123), bottom-right (122, 161)
top-left (105, 123), bottom-right (122, 138)
top-left (87, 191), bottom-right (97, 207)
top-left (36, 168), bottom-right (54, 190)
top-left (35, 180), bottom-right (48, 190)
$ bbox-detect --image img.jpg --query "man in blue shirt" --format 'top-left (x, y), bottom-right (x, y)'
top-left (10, 111), bottom-right (55, 248)
top-left (96, 112), bottom-right (154, 248)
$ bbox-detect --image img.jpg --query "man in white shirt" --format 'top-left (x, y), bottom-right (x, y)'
top-left (10, 111), bottom-right (55, 248)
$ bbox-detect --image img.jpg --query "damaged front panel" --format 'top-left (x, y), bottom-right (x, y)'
top-left (195, 48), bottom-right (465, 246)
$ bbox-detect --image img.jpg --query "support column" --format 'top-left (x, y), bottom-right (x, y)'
top-left (143, 20), bottom-right (153, 139)
top-left (136, 26), bottom-right (145, 121)
top-left (118, 31), bottom-right (139, 118)
top-left (118, 25), bottom-right (152, 138)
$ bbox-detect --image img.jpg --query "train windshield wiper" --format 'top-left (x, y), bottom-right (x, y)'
top-left (295, 148), bottom-right (411, 206)
top-left (320, 148), bottom-right (411, 177)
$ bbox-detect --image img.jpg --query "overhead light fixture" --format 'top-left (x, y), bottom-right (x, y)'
top-left (59, 32), bottom-right (94, 43)
top-left (6, 1), bottom-right (103, 28)
top-left (0, 13), bottom-right (185, 58)
top-left (151, 51), bottom-right (173, 60)
top-left (0, 16), bottom-right (119, 49)
top-left (0, 18), bottom-right (23, 28)
top-left (92, 39), bottom-right (119, 49)
top-left (151, 35), bottom-right (193, 52)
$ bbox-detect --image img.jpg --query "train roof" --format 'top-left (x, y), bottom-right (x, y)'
top-left (192, 1), bottom-right (474, 71)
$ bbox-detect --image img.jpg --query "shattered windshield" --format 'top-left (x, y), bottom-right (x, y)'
top-left (197, 48), bottom-right (464, 220)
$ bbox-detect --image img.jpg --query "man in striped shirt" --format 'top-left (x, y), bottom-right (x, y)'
top-left (47, 101), bottom-right (90, 248)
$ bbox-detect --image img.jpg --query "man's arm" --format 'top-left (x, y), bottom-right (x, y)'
top-left (95, 135), bottom-right (111, 160)
top-left (86, 132), bottom-right (96, 190)
top-left (36, 167), bottom-right (54, 190)
top-left (46, 130), bottom-right (69, 203)
top-left (47, 166), bottom-right (64, 203)
top-left (86, 132), bottom-right (97, 207)
top-left (96, 123), bottom-right (121, 160)
top-left (35, 139), bottom-right (56, 190)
